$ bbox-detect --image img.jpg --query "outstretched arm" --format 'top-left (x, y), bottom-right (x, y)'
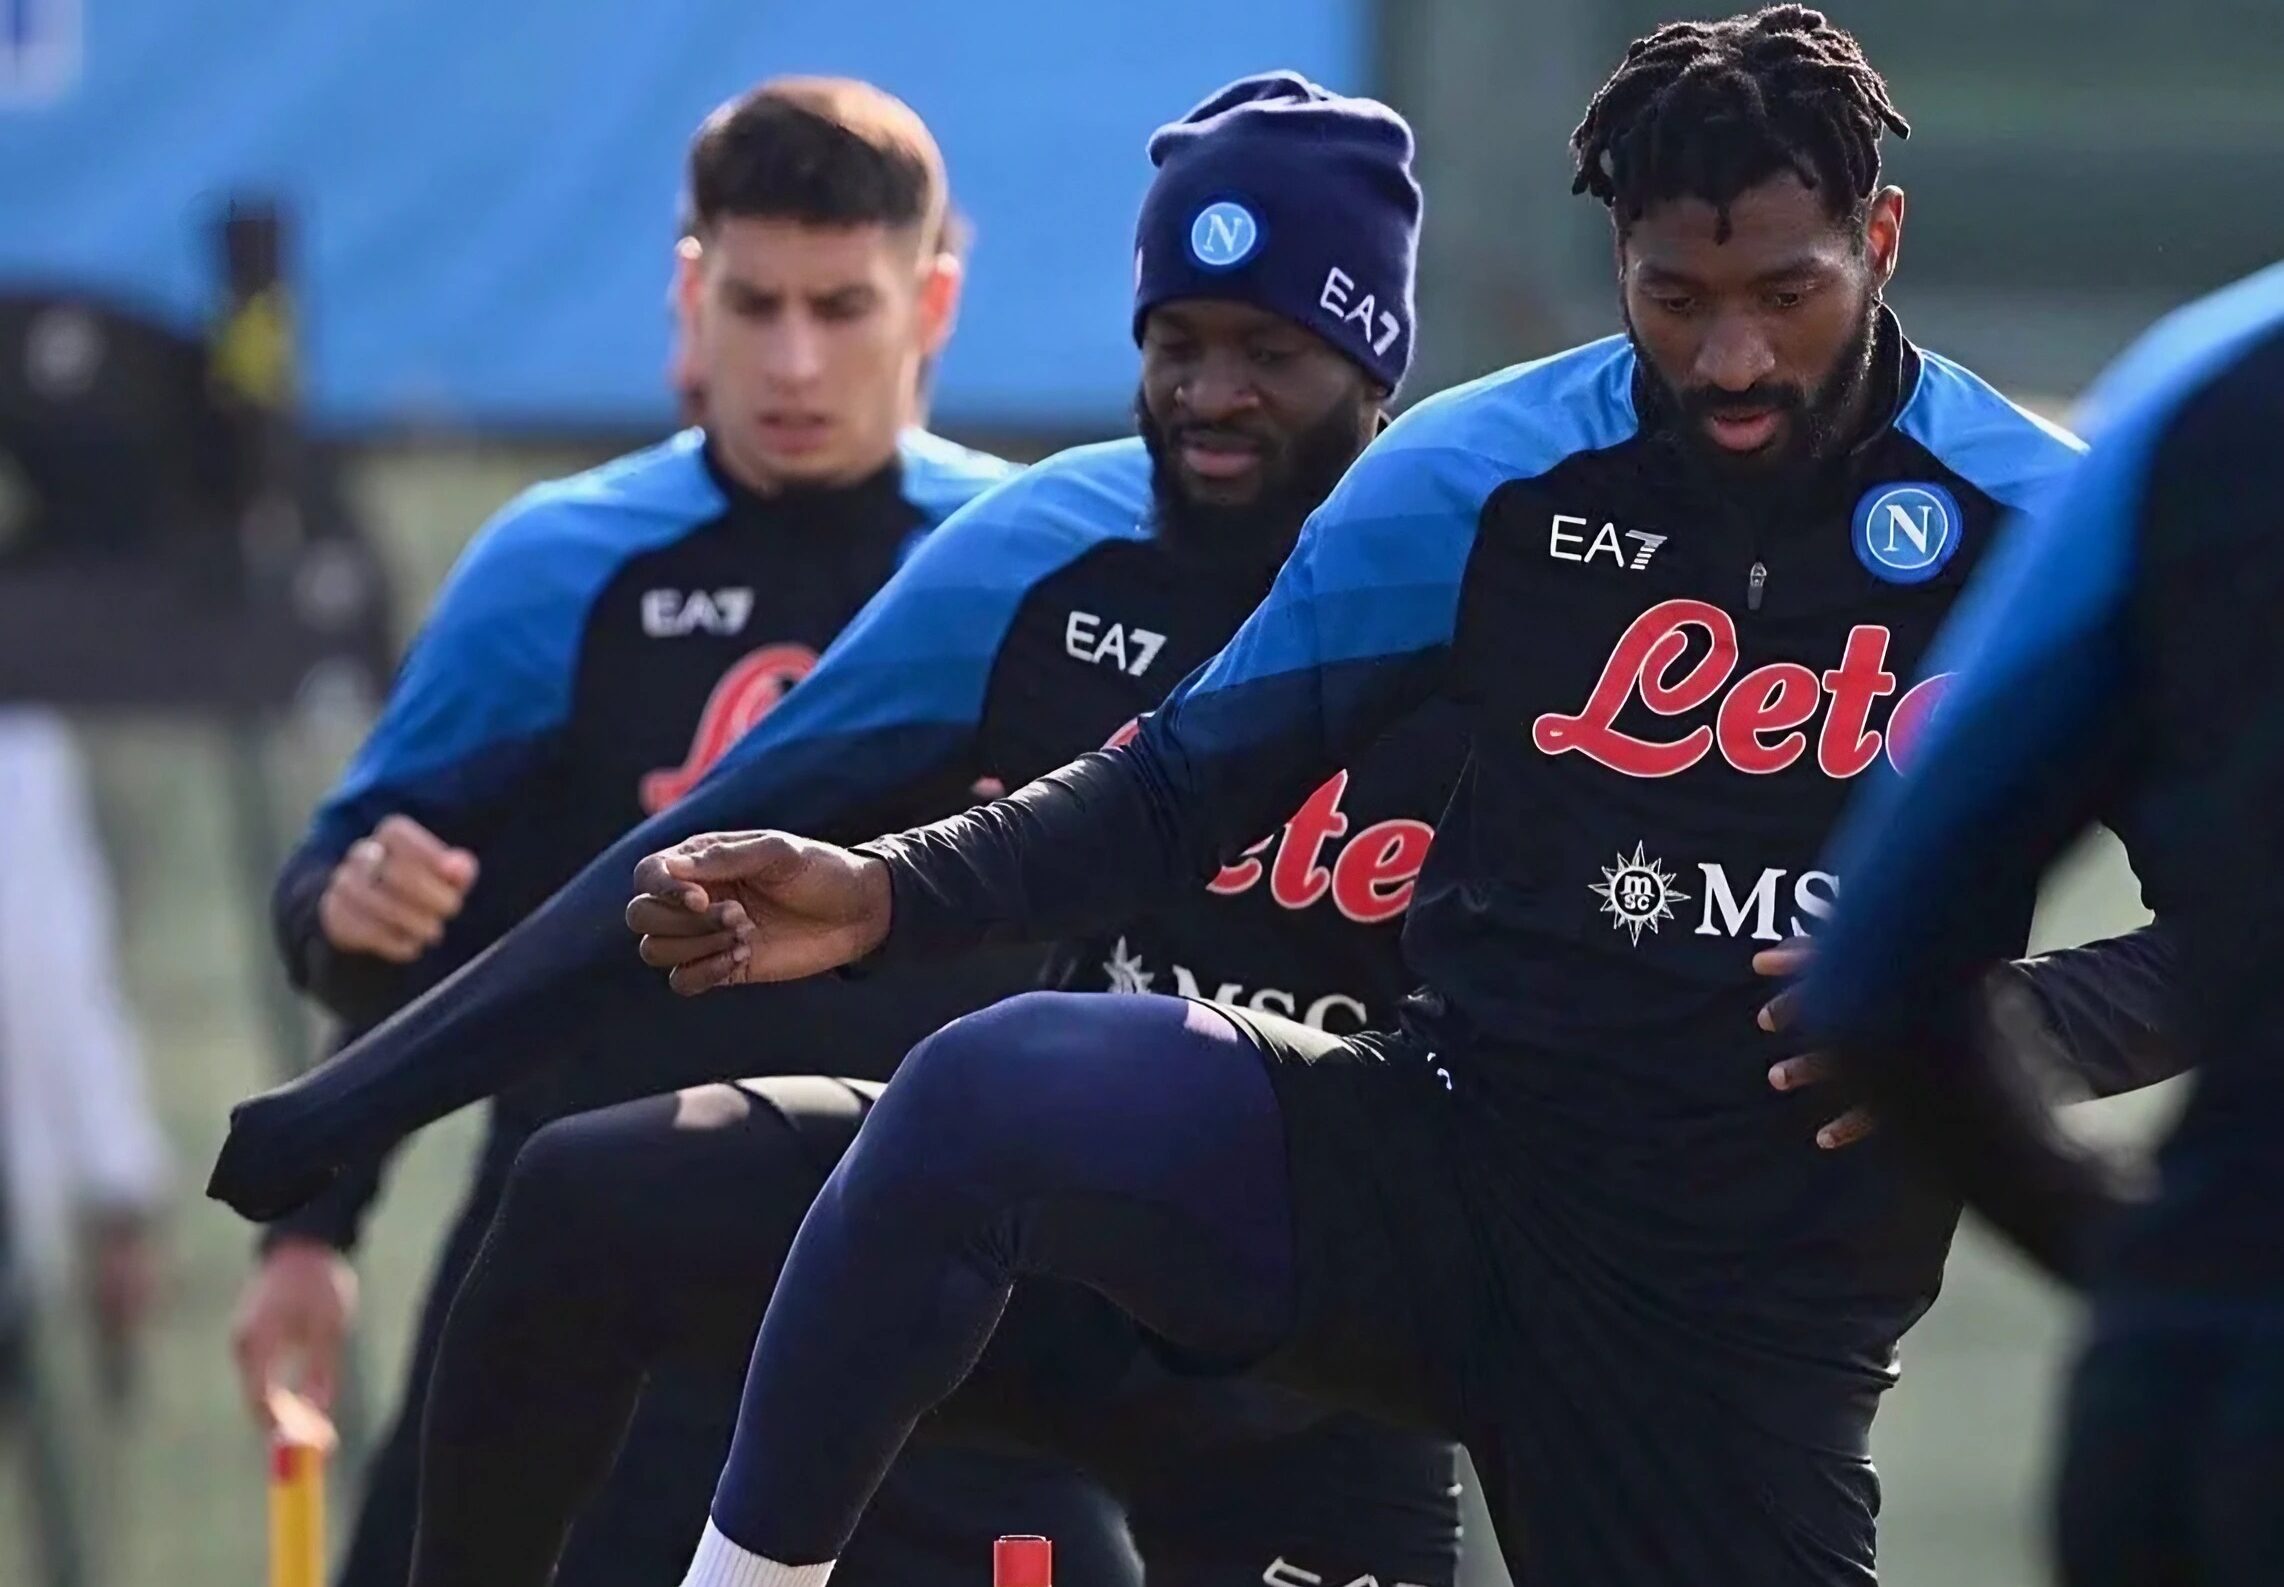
top-left (208, 489), bottom-right (1079, 1223)
top-left (861, 435), bottom-right (1500, 966)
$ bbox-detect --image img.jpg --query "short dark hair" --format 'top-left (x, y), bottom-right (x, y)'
top-left (685, 77), bottom-right (958, 254)
top-left (1569, 6), bottom-right (1909, 242)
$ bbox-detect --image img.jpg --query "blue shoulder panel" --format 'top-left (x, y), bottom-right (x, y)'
top-left (1897, 351), bottom-right (2086, 512)
top-left (1190, 334), bottom-right (1641, 687)
top-left (703, 437), bottom-right (1152, 778)
top-left (897, 427), bottom-right (1024, 528)
top-left (316, 431), bottom-right (722, 840)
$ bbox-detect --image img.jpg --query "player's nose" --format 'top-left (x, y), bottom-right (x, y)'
top-left (759, 315), bottom-right (829, 385)
top-left (1692, 314), bottom-right (1777, 393)
top-left (1173, 347), bottom-right (1264, 423)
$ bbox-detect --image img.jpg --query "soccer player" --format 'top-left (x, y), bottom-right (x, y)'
top-left (591, 13), bottom-right (2196, 1586)
top-left (221, 72), bottom-right (1471, 1587)
top-left (228, 78), bottom-right (1093, 1587)
top-left (393, 75), bottom-right (1468, 1587)
top-left (1801, 261), bottom-right (2284, 1586)
top-left (205, 18), bottom-right (2183, 1580)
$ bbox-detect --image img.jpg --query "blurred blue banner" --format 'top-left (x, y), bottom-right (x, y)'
top-left (0, 0), bottom-right (1364, 432)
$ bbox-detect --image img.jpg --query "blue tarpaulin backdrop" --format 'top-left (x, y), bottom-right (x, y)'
top-left (0, 0), bottom-right (1363, 431)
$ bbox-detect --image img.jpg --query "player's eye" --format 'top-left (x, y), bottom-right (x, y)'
top-left (1650, 294), bottom-right (1696, 317)
top-left (815, 292), bottom-right (878, 323)
top-left (1765, 289), bottom-right (1806, 311)
top-left (1248, 346), bottom-right (1297, 370)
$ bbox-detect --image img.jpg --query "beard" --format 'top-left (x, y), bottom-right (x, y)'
top-left (1138, 391), bottom-right (1370, 590)
top-left (1629, 300), bottom-right (1881, 510)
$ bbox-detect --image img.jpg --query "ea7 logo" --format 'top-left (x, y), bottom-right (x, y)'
top-left (1549, 514), bottom-right (1666, 570)
top-left (642, 588), bottom-right (753, 638)
top-left (1066, 611), bottom-right (1167, 676)
top-left (1262, 1559), bottom-right (1427, 1587)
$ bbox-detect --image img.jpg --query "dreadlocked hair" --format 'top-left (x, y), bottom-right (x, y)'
top-left (1570, 6), bottom-right (1909, 242)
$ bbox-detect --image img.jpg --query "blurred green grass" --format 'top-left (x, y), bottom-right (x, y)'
top-left (1, 441), bottom-right (2173, 1587)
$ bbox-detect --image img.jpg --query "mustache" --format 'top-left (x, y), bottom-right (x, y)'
top-left (1675, 382), bottom-right (1809, 420)
top-left (1167, 421), bottom-right (1275, 451)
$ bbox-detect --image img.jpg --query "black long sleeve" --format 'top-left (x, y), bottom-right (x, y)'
top-left (1998, 921), bottom-right (2183, 1101)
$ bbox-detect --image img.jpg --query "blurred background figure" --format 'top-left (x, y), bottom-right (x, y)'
top-left (0, 3), bottom-right (2280, 1585)
top-left (0, 706), bottom-right (169, 1587)
top-left (0, 707), bottom-right (170, 1359)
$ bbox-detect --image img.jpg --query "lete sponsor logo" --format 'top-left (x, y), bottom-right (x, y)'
top-left (1103, 719), bottom-right (1433, 923)
top-left (639, 642), bottom-right (817, 812)
top-left (1532, 599), bottom-right (1950, 779)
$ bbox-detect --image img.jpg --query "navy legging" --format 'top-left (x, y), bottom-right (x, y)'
top-left (717, 992), bottom-right (1297, 1562)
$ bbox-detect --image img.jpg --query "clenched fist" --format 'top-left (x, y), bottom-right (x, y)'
top-left (626, 830), bottom-right (892, 994)
top-left (319, 814), bottom-right (478, 962)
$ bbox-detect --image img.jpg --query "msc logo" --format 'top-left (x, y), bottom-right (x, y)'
top-left (1853, 483), bottom-right (1962, 584)
top-left (1100, 939), bottom-right (1370, 1033)
top-left (1590, 843), bottom-right (1690, 944)
top-left (1189, 201), bottom-right (1261, 269)
top-left (1590, 851), bottom-right (1840, 946)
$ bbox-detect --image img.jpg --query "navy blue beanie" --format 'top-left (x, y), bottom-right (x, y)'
top-left (1134, 72), bottom-right (1422, 390)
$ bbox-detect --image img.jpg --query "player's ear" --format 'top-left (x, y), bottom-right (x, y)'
top-left (673, 234), bottom-right (706, 323)
top-left (1864, 187), bottom-right (1905, 294)
top-left (916, 249), bottom-right (964, 361)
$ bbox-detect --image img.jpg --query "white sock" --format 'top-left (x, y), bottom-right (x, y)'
top-left (680, 1520), bottom-right (836, 1587)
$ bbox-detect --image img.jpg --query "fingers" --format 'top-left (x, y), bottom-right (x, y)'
top-left (628, 897), bottom-right (746, 945)
top-left (1756, 984), bottom-right (1801, 1034)
top-left (1767, 1053), bottom-right (1833, 1092)
top-left (638, 927), bottom-right (747, 970)
top-left (345, 862), bottom-right (451, 943)
top-left (321, 815), bottom-right (480, 959)
top-left (676, 830), bottom-right (803, 884)
top-left (230, 1314), bottom-right (281, 1428)
top-left (631, 851), bottom-right (710, 915)
top-left (1816, 1108), bottom-right (1878, 1151)
top-left (1766, 1053), bottom-right (1877, 1150)
top-left (1753, 936), bottom-right (1813, 1032)
top-left (1750, 935), bottom-right (1813, 979)
top-left (321, 887), bottom-right (430, 962)
top-left (666, 945), bottom-right (751, 997)
top-left (300, 1331), bottom-right (342, 1414)
top-left (371, 816), bottom-right (480, 915)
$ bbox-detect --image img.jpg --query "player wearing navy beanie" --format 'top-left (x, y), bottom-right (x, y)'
top-left (1135, 71), bottom-right (1422, 391)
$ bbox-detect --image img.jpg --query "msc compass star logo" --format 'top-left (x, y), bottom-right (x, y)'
top-left (1103, 937), bottom-right (1156, 995)
top-left (1590, 843), bottom-right (1690, 945)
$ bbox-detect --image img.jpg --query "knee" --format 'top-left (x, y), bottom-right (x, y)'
top-left (887, 991), bottom-right (1092, 1113)
top-left (851, 992), bottom-right (1099, 1194)
top-left (496, 1111), bottom-right (631, 1264)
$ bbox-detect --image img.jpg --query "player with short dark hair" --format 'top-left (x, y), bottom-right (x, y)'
top-left (220, 72), bottom-right (1470, 1587)
top-left (1800, 261), bottom-right (2284, 1586)
top-left (574, 13), bottom-right (2187, 1586)
top-left (229, 75), bottom-right (1127, 1587)
top-left (210, 22), bottom-right (2183, 1586)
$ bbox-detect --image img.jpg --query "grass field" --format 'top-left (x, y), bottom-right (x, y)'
top-left (0, 444), bottom-right (2173, 1587)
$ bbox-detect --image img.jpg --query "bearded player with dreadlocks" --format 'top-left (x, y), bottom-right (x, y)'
top-left (209, 13), bottom-right (2191, 1585)
top-left (565, 12), bottom-right (2195, 1587)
